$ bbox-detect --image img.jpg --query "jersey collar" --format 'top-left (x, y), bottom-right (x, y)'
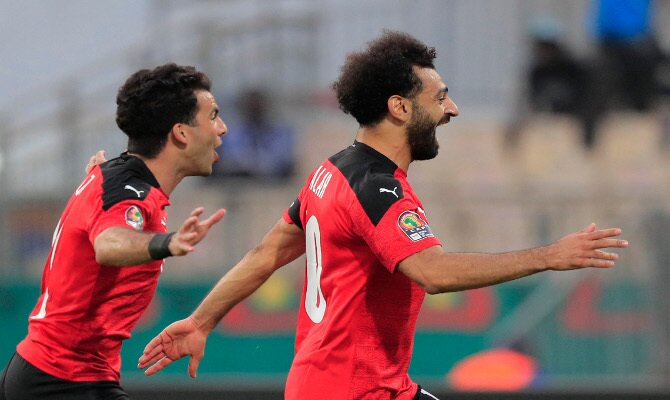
top-left (119, 152), bottom-right (161, 189)
top-left (351, 140), bottom-right (404, 176)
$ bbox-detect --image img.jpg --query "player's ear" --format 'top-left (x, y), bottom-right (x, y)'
top-left (170, 123), bottom-right (188, 146)
top-left (387, 95), bottom-right (410, 123)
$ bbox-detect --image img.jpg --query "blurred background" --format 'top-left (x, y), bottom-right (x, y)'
top-left (1, 0), bottom-right (670, 398)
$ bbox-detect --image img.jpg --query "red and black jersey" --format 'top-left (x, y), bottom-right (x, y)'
top-left (283, 141), bottom-right (441, 400)
top-left (17, 154), bottom-right (170, 382)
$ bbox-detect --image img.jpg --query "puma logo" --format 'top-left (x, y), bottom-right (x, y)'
top-left (124, 185), bottom-right (144, 198)
top-left (379, 186), bottom-right (399, 198)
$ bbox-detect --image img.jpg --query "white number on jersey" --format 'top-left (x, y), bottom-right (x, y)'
top-left (305, 215), bottom-right (327, 323)
top-left (75, 174), bottom-right (96, 196)
top-left (30, 217), bottom-right (64, 320)
top-left (32, 174), bottom-right (95, 320)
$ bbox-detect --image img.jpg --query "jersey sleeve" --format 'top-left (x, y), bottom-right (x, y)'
top-left (283, 170), bottom-right (316, 230)
top-left (283, 198), bottom-right (303, 229)
top-left (88, 199), bottom-right (154, 243)
top-left (357, 198), bottom-right (441, 273)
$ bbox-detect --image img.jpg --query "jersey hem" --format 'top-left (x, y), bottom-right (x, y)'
top-left (17, 342), bottom-right (120, 383)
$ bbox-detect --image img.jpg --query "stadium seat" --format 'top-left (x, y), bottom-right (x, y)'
top-left (513, 114), bottom-right (593, 197)
top-left (593, 112), bottom-right (664, 197)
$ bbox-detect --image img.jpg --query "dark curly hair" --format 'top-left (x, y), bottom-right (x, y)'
top-left (116, 63), bottom-right (212, 158)
top-left (332, 31), bottom-right (437, 126)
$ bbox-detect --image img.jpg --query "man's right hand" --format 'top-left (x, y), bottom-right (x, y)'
top-left (544, 223), bottom-right (628, 270)
top-left (85, 150), bottom-right (107, 174)
top-left (168, 207), bottom-right (226, 256)
top-left (138, 317), bottom-right (207, 378)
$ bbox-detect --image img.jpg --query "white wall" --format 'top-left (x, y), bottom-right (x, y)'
top-left (0, 0), bottom-right (149, 108)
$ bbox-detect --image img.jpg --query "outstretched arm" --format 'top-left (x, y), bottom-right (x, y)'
top-left (94, 207), bottom-right (226, 266)
top-left (137, 218), bottom-right (305, 377)
top-left (399, 223), bottom-right (628, 294)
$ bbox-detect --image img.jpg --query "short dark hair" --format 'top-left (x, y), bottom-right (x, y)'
top-left (116, 63), bottom-right (212, 158)
top-left (332, 31), bottom-right (437, 126)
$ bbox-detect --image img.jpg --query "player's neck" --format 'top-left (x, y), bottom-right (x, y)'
top-left (129, 153), bottom-right (181, 195)
top-left (355, 123), bottom-right (411, 172)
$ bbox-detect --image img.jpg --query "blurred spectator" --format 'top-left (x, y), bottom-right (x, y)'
top-left (214, 89), bottom-right (296, 181)
top-left (528, 26), bottom-right (588, 115)
top-left (591, 0), bottom-right (664, 111)
top-left (506, 17), bottom-right (595, 148)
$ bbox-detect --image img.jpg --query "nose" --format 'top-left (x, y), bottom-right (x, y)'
top-left (218, 118), bottom-right (228, 137)
top-left (445, 96), bottom-right (459, 118)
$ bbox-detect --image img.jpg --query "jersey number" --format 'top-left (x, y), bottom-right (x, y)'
top-left (30, 175), bottom-right (94, 319)
top-left (305, 216), bottom-right (326, 323)
top-left (31, 218), bottom-right (64, 320)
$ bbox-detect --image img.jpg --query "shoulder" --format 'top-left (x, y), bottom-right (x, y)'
top-left (99, 156), bottom-right (158, 210)
top-left (328, 147), bottom-right (404, 226)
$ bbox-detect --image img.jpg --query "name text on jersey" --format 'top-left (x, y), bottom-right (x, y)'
top-left (309, 165), bottom-right (333, 199)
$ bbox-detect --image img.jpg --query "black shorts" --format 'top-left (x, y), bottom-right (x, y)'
top-left (0, 352), bottom-right (129, 400)
top-left (414, 385), bottom-right (441, 400)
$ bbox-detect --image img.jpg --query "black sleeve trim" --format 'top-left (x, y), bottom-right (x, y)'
top-left (100, 155), bottom-right (156, 210)
top-left (355, 174), bottom-right (403, 226)
top-left (329, 146), bottom-right (403, 226)
top-left (287, 198), bottom-right (303, 230)
top-left (102, 178), bottom-right (152, 210)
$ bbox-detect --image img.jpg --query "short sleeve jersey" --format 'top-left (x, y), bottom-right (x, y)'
top-left (17, 154), bottom-right (170, 382)
top-left (282, 141), bottom-right (441, 400)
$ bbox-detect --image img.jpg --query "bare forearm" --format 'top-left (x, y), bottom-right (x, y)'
top-left (93, 207), bottom-right (226, 267)
top-left (191, 218), bottom-right (305, 333)
top-left (191, 249), bottom-right (276, 332)
top-left (426, 248), bottom-right (548, 293)
top-left (192, 244), bottom-right (305, 332)
top-left (94, 227), bottom-right (155, 266)
top-left (400, 224), bottom-right (627, 294)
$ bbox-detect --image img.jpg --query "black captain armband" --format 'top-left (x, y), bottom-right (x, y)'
top-left (148, 232), bottom-right (176, 260)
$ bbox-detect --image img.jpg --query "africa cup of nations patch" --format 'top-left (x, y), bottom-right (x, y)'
top-left (125, 205), bottom-right (144, 231)
top-left (398, 210), bottom-right (434, 242)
